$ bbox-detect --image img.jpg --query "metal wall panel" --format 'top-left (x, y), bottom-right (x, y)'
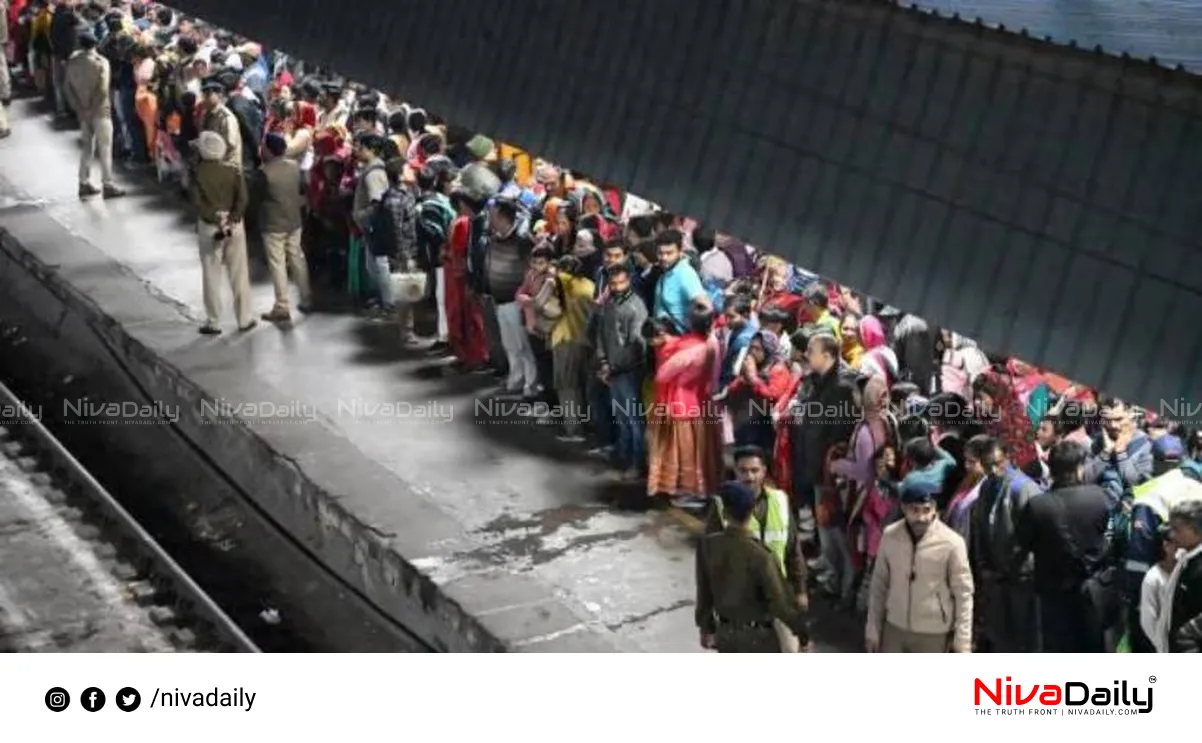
top-left (170, 0), bottom-right (1202, 405)
top-left (915, 1), bottom-right (1202, 72)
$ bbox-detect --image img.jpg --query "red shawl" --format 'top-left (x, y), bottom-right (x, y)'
top-left (771, 369), bottom-right (806, 492)
top-left (981, 370), bottom-right (1039, 469)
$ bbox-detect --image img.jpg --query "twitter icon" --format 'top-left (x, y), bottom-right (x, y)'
top-left (115, 687), bottom-right (141, 712)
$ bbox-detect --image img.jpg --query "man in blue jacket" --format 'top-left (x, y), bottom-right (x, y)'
top-left (1083, 397), bottom-right (1153, 507)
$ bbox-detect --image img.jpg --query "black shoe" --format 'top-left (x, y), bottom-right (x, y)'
top-left (199, 325), bottom-right (222, 335)
top-left (102, 184), bottom-right (126, 199)
top-left (0, 129), bottom-right (10, 140)
top-left (79, 183), bottom-right (101, 199)
top-left (238, 320), bottom-right (258, 333)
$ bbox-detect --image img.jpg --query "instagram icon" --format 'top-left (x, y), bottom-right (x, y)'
top-left (44, 687), bottom-right (70, 712)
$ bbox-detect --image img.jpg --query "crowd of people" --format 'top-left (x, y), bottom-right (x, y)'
top-left (4, 0), bottom-right (1201, 654)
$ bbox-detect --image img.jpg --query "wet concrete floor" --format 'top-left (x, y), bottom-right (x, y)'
top-left (0, 98), bottom-right (860, 652)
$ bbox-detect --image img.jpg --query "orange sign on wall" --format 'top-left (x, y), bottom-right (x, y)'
top-left (498, 143), bottom-right (533, 186)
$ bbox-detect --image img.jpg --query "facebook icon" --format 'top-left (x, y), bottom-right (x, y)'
top-left (80, 687), bottom-right (106, 712)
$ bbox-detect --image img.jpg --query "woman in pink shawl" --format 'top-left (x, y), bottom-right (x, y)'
top-left (858, 316), bottom-right (899, 385)
top-left (829, 376), bottom-right (894, 574)
top-left (646, 314), bottom-right (724, 502)
top-left (830, 376), bottom-right (890, 489)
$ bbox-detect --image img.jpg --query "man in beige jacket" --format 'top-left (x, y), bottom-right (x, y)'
top-left (866, 483), bottom-right (974, 653)
top-left (64, 31), bottom-right (124, 199)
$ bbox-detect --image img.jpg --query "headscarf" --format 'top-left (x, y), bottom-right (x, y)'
top-left (754, 329), bottom-right (782, 366)
top-left (574, 229), bottom-right (596, 257)
top-left (720, 234), bottom-right (758, 279)
top-left (1005, 358), bottom-right (1052, 428)
top-left (978, 370), bottom-right (1039, 469)
top-left (860, 375), bottom-right (890, 456)
top-left (1005, 358), bottom-right (1044, 404)
top-left (859, 315), bottom-right (899, 384)
top-left (859, 315), bottom-right (887, 349)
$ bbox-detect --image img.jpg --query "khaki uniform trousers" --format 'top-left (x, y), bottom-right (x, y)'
top-left (263, 229), bottom-right (312, 313)
top-left (79, 114), bottom-right (115, 188)
top-left (198, 220), bottom-right (253, 328)
top-left (881, 622), bottom-right (950, 653)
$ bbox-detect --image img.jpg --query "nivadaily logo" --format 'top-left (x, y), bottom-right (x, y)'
top-left (974, 677), bottom-right (1154, 716)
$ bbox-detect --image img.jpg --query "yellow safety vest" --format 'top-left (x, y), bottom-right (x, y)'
top-left (1133, 469), bottom-right (1202, 521)
top-left (715, 487), bottom-right (790, 577)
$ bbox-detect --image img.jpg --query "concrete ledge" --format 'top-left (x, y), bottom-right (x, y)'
top-left (0, 207), bottom-right (621, 652)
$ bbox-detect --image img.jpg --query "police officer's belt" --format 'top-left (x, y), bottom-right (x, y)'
top-left (716, 617), bottom-right (773, 630)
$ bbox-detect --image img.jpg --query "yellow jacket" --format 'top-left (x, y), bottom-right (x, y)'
top-left (32, 8), bottom-right (53, 41)
top-left (551, 273), bottom-right (595, 347)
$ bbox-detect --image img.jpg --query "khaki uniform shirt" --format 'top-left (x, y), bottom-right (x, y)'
top-left (65, 49), bottom-right (111, 119)
top-left (202, 104), bottom-right (243, 169)
top-left (695, 526), bottom-right (808, 651)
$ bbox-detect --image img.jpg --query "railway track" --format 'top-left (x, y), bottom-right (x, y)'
top-left (0, 380), bottom-right (259, 653)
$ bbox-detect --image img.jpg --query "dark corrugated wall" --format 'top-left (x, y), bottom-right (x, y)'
top-left (914, 1), bottom-right (1202, 72)
top-left (171, 0), bottom-right (1202, 406)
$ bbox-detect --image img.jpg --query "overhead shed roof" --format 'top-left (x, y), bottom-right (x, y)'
top-left (171, 0), bottom-right (1202, 407)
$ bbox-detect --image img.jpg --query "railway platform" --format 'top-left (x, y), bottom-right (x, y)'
top-left (0, 99), bottom-right (857, 652)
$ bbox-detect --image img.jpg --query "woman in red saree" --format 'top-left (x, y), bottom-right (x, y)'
top-left (646, 315), bottom-right (723, 501)
top-left (771, 354), bottom-right (807, 493)
top-left (974, 370), bottom-right (1039, 472)
top-left (444, 204), bottom-right (490, 369)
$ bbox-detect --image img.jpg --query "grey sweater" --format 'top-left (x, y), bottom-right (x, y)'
top-left (594, 289), bottom-right (649, 376)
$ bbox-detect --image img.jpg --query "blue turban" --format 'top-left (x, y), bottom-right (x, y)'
top-left (718, 481), bottom-right (758, 522)
top-left (263, 132), bottom-right (287, 158)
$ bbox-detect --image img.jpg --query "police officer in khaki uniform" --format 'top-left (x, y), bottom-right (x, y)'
top-left (696, 481), bottom-right (811, 652)
top-left (192, 130), bottom-right (254, 335)
top-left (198, 75), bottom-right (243, 169)
top-left (705, 445), bottom-right (809, 651)
top-left (64, 31), bottom-right (125, 198)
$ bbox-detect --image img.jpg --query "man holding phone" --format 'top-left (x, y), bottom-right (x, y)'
top-left (1083, 397), bottom-right (1154, 507)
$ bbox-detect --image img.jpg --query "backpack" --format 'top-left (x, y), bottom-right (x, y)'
top-left (372, 185), bottom-right (417, 262)
top-left (416, 194), bottom-right (455, 267)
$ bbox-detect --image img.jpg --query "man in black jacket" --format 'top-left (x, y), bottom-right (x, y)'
top-left (220, 70), bottom-right (264, 176)
top-left (1166, 499), bottom-right (1202, 652)
top-left (49, 0), bottom-right (80, 118)
top-left (789, 330), bottom-right (857, 539)
top-left (1012, 440), bottom-right (1111, 652)
top-left (595, 262), bottom-right (649, 479)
